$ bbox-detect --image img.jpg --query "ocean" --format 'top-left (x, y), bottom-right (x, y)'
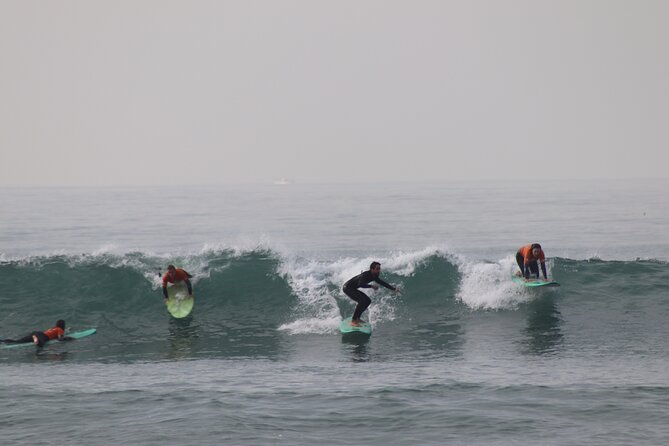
top-left (1, 180), bottom-right (668, 445)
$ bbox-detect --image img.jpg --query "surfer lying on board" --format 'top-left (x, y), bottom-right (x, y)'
top-left (516, 243), bottom-right (548, 280)
top-left (162, 264), bottom-right (193, 301)
top-left (1, 319), bottom-right (73, 347)
top-left (343, 262), bottom-right (400, 327)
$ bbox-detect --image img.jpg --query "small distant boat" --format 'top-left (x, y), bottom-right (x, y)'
top-left (273, 178), bottom-right (292, 185)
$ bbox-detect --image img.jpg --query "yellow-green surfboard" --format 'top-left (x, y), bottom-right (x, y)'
top-left (166, 282), bottom-right (194, 318)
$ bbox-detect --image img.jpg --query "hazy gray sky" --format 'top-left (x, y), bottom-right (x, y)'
top-left (1, 1), bottom-right (667, 186)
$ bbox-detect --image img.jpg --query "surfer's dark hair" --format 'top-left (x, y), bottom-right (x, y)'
top-left (370, 261), bottom-right (381, 270)
top-left (167, 264), bottom-right (176, 270)
top-left (56, 319), bottom-right (65, 329)
top-left (531, 243), bottom-right (542, 250)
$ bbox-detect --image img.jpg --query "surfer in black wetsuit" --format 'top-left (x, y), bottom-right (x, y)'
top-left (343, 262), bottom-right (399, 327)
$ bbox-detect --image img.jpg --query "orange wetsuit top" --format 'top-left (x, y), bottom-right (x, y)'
top-left (518, 244), bottom-right (545, 265)
top-left (162, 268), bottom-right (191, 286)
top-left (43, 327), bottom-right (65, 340)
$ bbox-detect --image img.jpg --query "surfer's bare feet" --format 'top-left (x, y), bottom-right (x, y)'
top-left (32, 335), bottom-right (39, 345)
top-left (350, 320), bottom-right (361, 327)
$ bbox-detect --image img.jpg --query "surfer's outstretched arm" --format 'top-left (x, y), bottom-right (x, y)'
top-left (162, 285), bottom-right (169, 299)
top-left (540, 262), bottom-right (548, 280)
top-left (374, 278), bottom-right (398, 291)
top-left (185, 279), bottom-right (193, 295)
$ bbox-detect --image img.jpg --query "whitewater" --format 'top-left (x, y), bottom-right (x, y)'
top-left (1, 180), bottom-right (668, 445)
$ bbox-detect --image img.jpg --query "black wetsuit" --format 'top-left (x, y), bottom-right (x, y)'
top-left (343, 271), bottom-right (396, 321)
top-left (2, 331), bottom-right (49, 347)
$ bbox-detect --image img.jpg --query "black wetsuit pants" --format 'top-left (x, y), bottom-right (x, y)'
top-left (3, 331), bottom-right (49, 347)
top-left (343, 287), bottom-right (371, 321)
top-left (516, 252), bottom-right (539, 278)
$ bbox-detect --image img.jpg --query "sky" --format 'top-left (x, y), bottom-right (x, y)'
top-left (1, 0), bottom-right (667, 186)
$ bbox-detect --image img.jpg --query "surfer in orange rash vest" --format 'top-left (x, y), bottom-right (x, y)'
top-left (1, 320), bottom-right (72, 347)
top-left (162, 264), bottom-right (193, 301)
top-left (515, 243), bottom-right (548, 280)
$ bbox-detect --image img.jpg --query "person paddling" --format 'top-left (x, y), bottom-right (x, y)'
top-left (1, 319), bottom-right (72, 347)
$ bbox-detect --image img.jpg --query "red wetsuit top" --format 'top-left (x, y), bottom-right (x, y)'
top-left (518, 244), bottom-right (545, 265)
top-left (162, 268), bottom-right (191, 286)
top-left (43, 327), bottom-right (65, 340)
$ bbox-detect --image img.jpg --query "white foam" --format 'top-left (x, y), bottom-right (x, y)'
top-left (455, 255), bottom-right (555, 310)
top-left (277, 315), bottom-right (341, 335)
top-left (275, 247), bottom-right (451, 334)
top-left (200, 234), bottom-right (282, 258)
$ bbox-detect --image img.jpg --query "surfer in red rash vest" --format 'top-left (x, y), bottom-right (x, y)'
top-left (162, 264), bottom-right (193, 301)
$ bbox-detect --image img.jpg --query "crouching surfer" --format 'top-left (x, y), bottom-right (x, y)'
top-left (516, 243), bottom-right (548, 281)
top-left (161, 264), bottom-right (193, 301)
top-left (343, 262), bottom-right (400, 327)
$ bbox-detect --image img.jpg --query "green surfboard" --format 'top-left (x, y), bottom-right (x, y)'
top-left (166, 282), bottom-right (194, 318)
top-left (512, 276), bottom-right (560, 287)
top-left (1, 328), bottom-right (97, 349)
top-left (339, 317), bottom-right (372, 335)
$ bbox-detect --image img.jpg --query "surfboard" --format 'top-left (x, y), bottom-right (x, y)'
top-left (166, 282), bottom-right (194, 318)
top-left (1, 328), bottom-right (97, 349)
top-left (512, 276), bottom-right (560, 287)
top-left (339, 317), bottom-right (372, 335)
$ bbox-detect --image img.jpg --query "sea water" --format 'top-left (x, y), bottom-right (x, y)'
top-left (1, 180), bottom-right (668, 445)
